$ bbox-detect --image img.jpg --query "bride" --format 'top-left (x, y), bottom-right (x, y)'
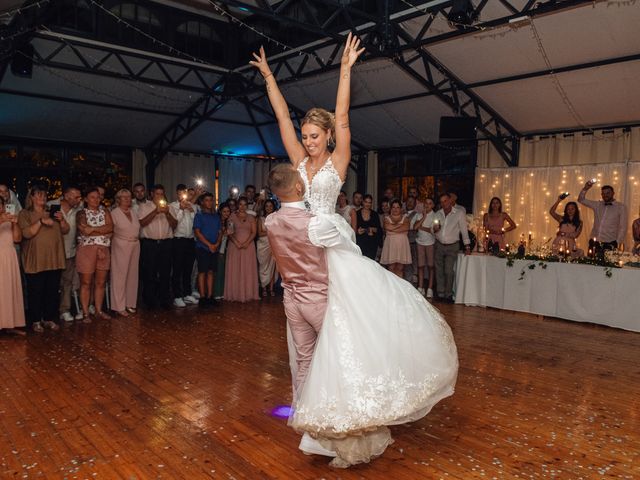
top-left (250, 34), bottom-right (458, 467)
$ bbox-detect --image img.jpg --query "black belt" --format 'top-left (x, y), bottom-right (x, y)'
top-left (142, 238), bottom-right (171, 243)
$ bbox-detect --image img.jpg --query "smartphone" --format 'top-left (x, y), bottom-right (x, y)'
top-left (4, 204), bottom-right (16, 215)
top-left (559, 192), bottom-right (570, 200)
top-left (49, 204), bottom-right (61, 218)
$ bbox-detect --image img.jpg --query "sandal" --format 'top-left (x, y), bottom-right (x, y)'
top-left (96, 311), bottom-right (111, 320)
top-left (117, 310), bottom-right (130, 317)
top-left (125, 307), bottom-right (137, 314)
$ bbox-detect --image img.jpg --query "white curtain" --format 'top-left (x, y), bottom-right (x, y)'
top-left (132, 149), bottom-right (278, 203)
top-left (478, 126), bottom-right (640, 168)
top-left (473, 162), bottom-right (640, 251)
top-left (367, 151), bottom-right (379, 205)
top-left (217, 156), bottom-right (277, 202)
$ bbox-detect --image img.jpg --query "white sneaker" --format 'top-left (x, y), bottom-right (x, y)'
top-left (426, 288), bottom-right (434, 299)
top-left (74, 312), bottom-right (84, 321)
top-left (183, 295), bottom-right (199, 305)
top-left (299, 433), bottom-right (336, 457)
top-left (191, 291), bottom-right (201, 299)
top-left (173, 297), bottom-right (187, 308)
top-left (60, 311), bottom-right (74, 322)
top-left (88, 305), bottom-right (96, 314)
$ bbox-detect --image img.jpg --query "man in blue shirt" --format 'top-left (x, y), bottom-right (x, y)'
top-left (193, 192), bottom-right (222, 307)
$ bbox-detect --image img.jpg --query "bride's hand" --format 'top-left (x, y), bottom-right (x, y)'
top-left (249, 46), bottom-right (272, 78)
top-left (341, 32), bottom-right (365, 69)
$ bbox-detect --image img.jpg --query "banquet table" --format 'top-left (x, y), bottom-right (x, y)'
top-left (454, 254), bottom-right (640, 332)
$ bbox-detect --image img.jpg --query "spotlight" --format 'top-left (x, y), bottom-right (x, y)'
top-left (447, 0), bottom-right (478, 31)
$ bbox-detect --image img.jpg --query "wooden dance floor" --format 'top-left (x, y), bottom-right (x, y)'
top-left (1, 299), bottom-right (639, 479)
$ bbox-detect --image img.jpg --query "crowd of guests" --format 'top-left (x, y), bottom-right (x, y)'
top-left (0, 181), bottom-right (279, 335)
top-left (2, 177), bottom-right (640, 335)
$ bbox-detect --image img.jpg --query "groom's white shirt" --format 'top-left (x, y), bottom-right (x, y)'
top-left (281, 201), bottom-right (361, 255)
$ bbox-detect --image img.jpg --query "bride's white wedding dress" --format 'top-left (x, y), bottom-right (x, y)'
top-left (289, 157), bottom-right (459, 466)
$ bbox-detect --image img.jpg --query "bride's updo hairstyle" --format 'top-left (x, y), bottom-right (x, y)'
top-left (301, 108), bottom-right (336, 148)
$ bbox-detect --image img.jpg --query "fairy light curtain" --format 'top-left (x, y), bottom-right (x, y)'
top-left (473, 162), bottom-right (640, 252)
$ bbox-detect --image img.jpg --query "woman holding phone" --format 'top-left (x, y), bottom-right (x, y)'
top-left (18, 184), bottom-right (69, 332)
top-left (0, 194), bottom-right (25, 334)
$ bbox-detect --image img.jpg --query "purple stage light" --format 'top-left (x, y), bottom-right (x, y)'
top-left (271, 405), bottom-right (293, 419)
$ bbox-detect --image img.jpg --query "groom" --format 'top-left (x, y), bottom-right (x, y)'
top-left (265, 164), bottom-right (359, 458)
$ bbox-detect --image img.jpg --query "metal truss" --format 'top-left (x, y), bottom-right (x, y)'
top-left (30, 31), bottom-right (228, 95)
top-left (144, 80), bottom-right (227, 185)
top-left (6, 0), bottom-right (600, 171)
top-left (0, 0), bottom-right (53, 83)
top-left (394, 46), bottom-right (519, 166)
top-left (231, 0), bottom-right (596, 166)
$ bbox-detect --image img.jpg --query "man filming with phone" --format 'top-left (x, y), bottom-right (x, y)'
top-left (48, 186), bottom-right (83, 322)
top-left (579, 178), bottom-right (627, 252)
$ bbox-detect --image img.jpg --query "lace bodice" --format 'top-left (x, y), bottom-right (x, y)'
top-left (298, 157), bottom-right (343, 215)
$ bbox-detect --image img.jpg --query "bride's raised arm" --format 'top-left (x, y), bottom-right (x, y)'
top-left (332, 33), bottom-right (365, 180)
top-left (249, 47), bottom-right (307, 167)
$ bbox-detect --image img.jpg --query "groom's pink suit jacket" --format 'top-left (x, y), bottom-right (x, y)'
top-left (266, 206), bottom-right (328, 394)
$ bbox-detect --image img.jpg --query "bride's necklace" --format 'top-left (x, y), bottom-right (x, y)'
top-left (307, 156), bottom-right (330, 181)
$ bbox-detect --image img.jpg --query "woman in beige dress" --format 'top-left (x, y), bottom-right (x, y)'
top-left (110, 189), bottom-right (140, 316)
top-left (380, 199), bottom-right (412, 277)
top-left (0, 195), bottom-right (25, 334)
top-left (256, 199), bottom-right (278, 297)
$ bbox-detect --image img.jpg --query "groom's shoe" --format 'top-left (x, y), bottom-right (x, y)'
top-left (299, 433), bottom-right (337, 457)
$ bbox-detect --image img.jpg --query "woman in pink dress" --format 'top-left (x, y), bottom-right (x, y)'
top-left (482, 197), bottom-right (517, 249)
top-left (110, 189), bottom-right (141, 317)
top-left (380, 199), bottom-right (412, 277)
top-left (224, 196), bottom-right (259, 302)
top-left (0, 195), bottom-right (25, 334)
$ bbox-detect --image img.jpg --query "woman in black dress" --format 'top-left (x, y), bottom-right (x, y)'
top-left (354, 194), bottom-right (382, 260)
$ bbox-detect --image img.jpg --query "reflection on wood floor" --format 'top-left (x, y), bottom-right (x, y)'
top-left (0, 298), bottom-right (638, 479)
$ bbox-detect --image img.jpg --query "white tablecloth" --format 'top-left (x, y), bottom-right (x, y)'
top-left (454, 254), bottom-right (640, 332)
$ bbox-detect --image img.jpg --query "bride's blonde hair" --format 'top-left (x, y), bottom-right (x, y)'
top-left (301, 108), bottom-right (335, 147)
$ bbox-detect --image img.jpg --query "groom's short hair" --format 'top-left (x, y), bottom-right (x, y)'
top-left (268, 163), bottom-right (299, 196)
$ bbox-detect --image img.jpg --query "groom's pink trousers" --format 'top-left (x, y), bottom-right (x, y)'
top-left (266, 206), bottom-right (329, 392)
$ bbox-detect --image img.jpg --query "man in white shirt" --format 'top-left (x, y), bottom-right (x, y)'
top-left (169, 184), bottom-right (198, 307)
top-left (48, 186), bottom-right (83, 322)
top-left (448, 191), bottom-right (466, 215)
top-left (403, 186), bottom-right (424, 214)
top-left (244, 184), bottom-right (258, 216)
top-left (578, 180), bottom-right (627, 252)
top-left (138, 184), bottom-right (177, 309)
top-left (433, 193), bottom-right (470, 302)
top-left (132, 183), bottom-right (147, 216)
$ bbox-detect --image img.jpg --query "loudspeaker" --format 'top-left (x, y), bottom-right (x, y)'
top-left (11, 44), bottom-right (34, 78)
top-left (439, 116), bottom-right (478, 141)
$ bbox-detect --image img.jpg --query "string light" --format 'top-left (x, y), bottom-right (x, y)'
top-left (0, 27), bottom-right (37, 42)
top-left (528, 19), bottom-right (593, 136)
top-left (0, 0), bottom-right (49, 18)
top-left (88, 0), bottom-right (211, 65)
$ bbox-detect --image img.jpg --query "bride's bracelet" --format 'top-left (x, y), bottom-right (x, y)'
top-left (263, 72), bottom-right (273, 81)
